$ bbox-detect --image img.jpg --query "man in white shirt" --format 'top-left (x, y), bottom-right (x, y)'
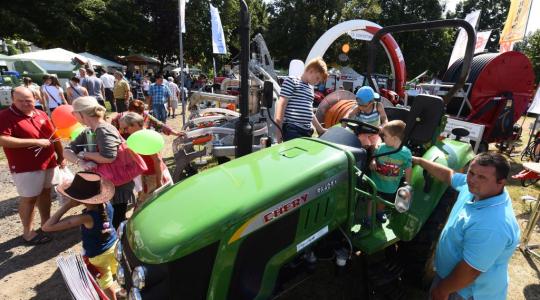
top-left (166, 77), bottom-right (181, 118)
top-left (101, 70), bottom-right (116, 112)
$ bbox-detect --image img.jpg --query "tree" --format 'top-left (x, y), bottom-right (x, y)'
top-left (515, 30), bottom-right (540, 81)
top-left (448, 0), bottom-right (511, 52)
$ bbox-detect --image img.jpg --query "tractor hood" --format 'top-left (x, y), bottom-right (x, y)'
top-left (126, 138), bottom-right (351, 264)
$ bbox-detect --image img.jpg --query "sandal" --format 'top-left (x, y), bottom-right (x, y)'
top-left (23, 232), bottom-right (52, 245)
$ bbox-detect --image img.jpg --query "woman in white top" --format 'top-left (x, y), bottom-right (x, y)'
top-left (42, 75), bottom-right (67, 113)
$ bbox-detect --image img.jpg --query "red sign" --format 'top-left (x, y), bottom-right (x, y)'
top-left (264, 194), bottom-right (308, 223)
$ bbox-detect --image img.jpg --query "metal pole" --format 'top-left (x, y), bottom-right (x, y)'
top-left (235, 0), bottom-right (253, 157)
top-left (178, 0), bottom-right (186, 125)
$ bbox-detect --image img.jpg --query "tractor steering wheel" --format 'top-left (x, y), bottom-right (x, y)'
top-left (339, 118), bottom-right (380, 135)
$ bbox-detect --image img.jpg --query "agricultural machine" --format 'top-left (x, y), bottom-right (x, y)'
top-left (115, 14), bottom-right (478, 300)
top-left (311, 20), bottom-right (535, 155)
top-left (171, 35), bottom-right (280, 181)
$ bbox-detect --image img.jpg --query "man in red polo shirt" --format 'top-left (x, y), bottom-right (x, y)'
top-left (0, 87), bottom-right (64, 244)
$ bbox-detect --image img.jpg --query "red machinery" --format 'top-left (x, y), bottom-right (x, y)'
top-left (443, 51), bottom-right (535, 145)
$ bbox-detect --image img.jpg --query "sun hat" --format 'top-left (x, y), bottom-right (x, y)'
top-left (72, 96), bottom-right (101, 112)
top-left (57, 172), bottom-right (115, 204)
top-left (355, 86), bottom-right (380, 105)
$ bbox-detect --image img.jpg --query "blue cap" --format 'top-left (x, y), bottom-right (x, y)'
top-left (355, 86), bottom-right (379, 105)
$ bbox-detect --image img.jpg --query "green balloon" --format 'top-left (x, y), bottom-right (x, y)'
top-left (126, 129), bottom-right (165, 155)
top-left (70, 126), bottom-right (86, 141)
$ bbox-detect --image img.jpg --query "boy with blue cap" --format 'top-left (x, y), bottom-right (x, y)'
top-left (345, 86), bottom-right (388, 149)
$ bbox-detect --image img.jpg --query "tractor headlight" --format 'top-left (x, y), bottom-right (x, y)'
top-left (115, 242), bottom-right (123, 262)
top-left (117, 221), bottom-right (127, 240)
top-left (395, 184), bottom-right (413, 213)
top-left (117, 266), bottom-right (125, 286)
top-left (128, 287), bottom-right (142, 300)
top-left (132, 266), bottom-right (147, 290)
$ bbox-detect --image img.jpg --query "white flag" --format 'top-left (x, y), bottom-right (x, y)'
top-left (210, 4), bottom-right (227, 54)
top-left (448, 10), bottom-right (481, 68)
top-left (474, 30), bottom-right (492, 54)
top-left (528, 85), bottom-right (540, 115)
top-left (180, 0), bottom-right (186, 33)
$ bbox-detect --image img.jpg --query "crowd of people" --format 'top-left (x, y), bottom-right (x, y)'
top-left (0, 58), bottom-right (522, 300)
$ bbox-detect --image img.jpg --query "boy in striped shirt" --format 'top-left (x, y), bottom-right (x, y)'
top-left (275, 57), bottom-right (328, 142)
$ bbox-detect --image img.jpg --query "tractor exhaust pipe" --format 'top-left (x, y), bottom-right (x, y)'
top-left (235, 0), bottom-right (254, 157)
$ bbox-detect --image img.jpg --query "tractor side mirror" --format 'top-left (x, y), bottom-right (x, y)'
top-left (263, 81), bottom-right (274, 109)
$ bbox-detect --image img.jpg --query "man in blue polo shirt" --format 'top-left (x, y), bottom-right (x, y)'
top-left (413, 152), bottom-right (520, 300)
top-left (148, 74), bottom-right (171, 123)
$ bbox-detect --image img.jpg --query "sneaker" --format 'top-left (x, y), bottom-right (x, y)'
top-left (376, 212), bottom-right (387, 223)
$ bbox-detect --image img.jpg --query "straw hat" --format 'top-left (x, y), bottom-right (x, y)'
top-left (57, 172), bottom-right (115, 204)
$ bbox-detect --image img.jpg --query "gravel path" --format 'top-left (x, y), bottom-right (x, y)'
top-left (0, 114), bottom-right (538, 299)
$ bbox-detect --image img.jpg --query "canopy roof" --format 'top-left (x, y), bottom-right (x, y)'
top-left (119, 54), bottom-right (160, 64)
top-left (78, 52), bottom-right (123, 69)
top-left (10, 48), bottom-right (94, 71)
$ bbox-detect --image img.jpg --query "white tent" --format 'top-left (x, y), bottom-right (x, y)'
top-left (78, 52), bottom-right (123, 69)
top-left (10, 48), bottom-right (97, 72)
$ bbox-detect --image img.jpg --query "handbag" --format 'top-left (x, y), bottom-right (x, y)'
top-left (95, 139), bottom-right (148, 186)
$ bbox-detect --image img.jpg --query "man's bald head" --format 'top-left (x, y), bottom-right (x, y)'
top-left (12, 86), bottom-right (36, 115)
top-left (13, 86), bottom-right (34, 100)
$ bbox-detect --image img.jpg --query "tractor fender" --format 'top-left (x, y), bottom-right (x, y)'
top-left (390, 139), bottom-right (474, 241)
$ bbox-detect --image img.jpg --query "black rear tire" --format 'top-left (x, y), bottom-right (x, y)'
top-left (397, 188), bottom-right (458, 290)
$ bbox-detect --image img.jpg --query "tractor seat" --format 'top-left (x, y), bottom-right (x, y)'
top-left (385, 106), bottom-right (409, 122)
top-left (403, 95), bottom-right (445, 145)
top-left (319, 126), bottom-right (367, 168)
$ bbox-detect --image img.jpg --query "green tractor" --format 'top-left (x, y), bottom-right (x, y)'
top-left (114, 14), bottom-right (477, 300)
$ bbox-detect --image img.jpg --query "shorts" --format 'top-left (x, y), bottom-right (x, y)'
top-left (12, 168), bottom-right (55, 198)
top-left (169, 99), bottom-right (178, 109)
top-left (88, 241), bottom-right (118, 289)
top-left (359, 133), bottom-right (381, 148)
top-left (282, 122), bottom-right (313, 142)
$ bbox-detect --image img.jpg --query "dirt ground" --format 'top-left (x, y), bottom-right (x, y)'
top-left (0, 113), bottom-right (539, 300)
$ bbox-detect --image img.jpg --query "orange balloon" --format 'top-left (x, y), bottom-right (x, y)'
top-left (342, 43), bottom-right (350, 53)
top-left (51, 105), bottom-right (78, 129)
top-left (56, 123), bottom-right (82, 140)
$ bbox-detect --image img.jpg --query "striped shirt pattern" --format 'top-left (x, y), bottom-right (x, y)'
top-left (280, 77), bottom-right (314, 129)
top-left (354, 103), bottom-right (381, 127)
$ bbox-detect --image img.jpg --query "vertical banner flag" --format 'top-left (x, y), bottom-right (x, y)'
top-left (179, 0), bottom-right (186, 33)
top-left (210, 4), bottom-right (227, 54)
top-left (448, 10), bottom-right (481, 68)
top-left (528, 85), bottom-right (540, 115)
top-left (499, 0), bottom-right (533, 53)
top-left (474, 30), bottom-right (492, 54)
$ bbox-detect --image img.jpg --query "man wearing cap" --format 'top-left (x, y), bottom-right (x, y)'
top-left (414, 152), bottom-right (520, 300)
top-left (0, 87), bottom-right (64, 244)
top-left (147, 74), bottom-right (171, 123)
top-left (166, 76), bottom-right (180, 118)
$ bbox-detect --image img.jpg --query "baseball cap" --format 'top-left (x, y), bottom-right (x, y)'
top-left (355, 86), bottom-right (379, 105)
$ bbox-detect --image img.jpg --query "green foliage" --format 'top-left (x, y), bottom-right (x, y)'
top-left (515, 30), bottom-right (540, 81)
top-left (448, 0), bottom-right (511, 52)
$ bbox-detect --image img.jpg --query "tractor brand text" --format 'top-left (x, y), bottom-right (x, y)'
top-left (264, 194), bottom-right (308, 223)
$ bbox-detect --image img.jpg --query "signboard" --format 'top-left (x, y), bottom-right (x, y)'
top-left (448, 10), bottom-right (481, 68)
top-left (348, 29), bottom-right (373, 41)
top-left (500, 0), bottom-right (533, 48)
top-left (442, 118), bottom-right (485, 153)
